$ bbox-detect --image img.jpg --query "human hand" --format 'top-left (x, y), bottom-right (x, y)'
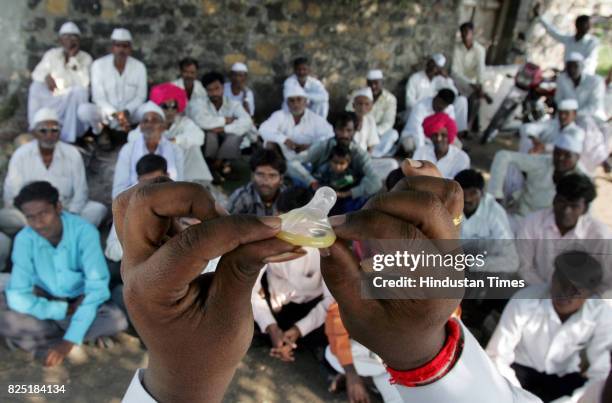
top-left (268, 324), bottom-right (296, 362)
top-left (44, 340), bottom-right (74, 367)
top-left (310, 180), bottom-right (320, 191)
top-left (322, 159), bottom-right (463, 371)
top-left (282, 325), bottom-right (301, 345)
top-left (116, 110), bottom-right (131, 132)
top-left (225, 116), bottom-right (236, 125)
top-left (284, 138), bottom-right (298, 151)
top-left (113, 179), bottom-right (305, 402)
top-left (45, 75), bottom-right (57, 92)
top-left (528, 138), bottom-right (546, 154)
top-left (345, 366), bottom-right (371, 403)
top-left (66, 295), bottom-right (84, 316)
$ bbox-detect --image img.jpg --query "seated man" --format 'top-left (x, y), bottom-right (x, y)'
top-left (227, 149), bottom-right (287, 216)
top-left (405, 53), bottom-right (468, 134)
top-left (224, 63), bottom-right (255, 117)
top-left (172, 57), bottom-right (206, 103)
top-left (517, 173), bottom-right (611, 288)
top-left (77, 28), bottom-right (147, 146)
top-left (259, 84), bottom-right (334, 160)
top-left (401, 88), bottom-right (456, 154)
top-left (347, 69), bottom-right (399, 157)
top-left (149, 82), bottom-right (212, 182)
top-left (325, 302), bottom-right (403, 403)
top-left (251, 187), bottom-right (332, 362)
top-left (486, 251), bottom-right (612, 402)
top-left (351, 87), bottom-right (380, 153)
top-left (413, 113), bottom-right (470, 179)
top-left (283, 57), bottom-right (329, 118)
top-left (488, 125), bottom-right (584, 220)
top-left (0, 181), bottom-right (128, 367)
top-left (1, 108), bottom-right (107, 235)
top-left (113, 102), bottom-right (184, 198)
top-left (28, 22), bottom-right (90, 143)
top-left (455, 169), bottom-right (518, 275)
top-left (186, 71), bottom-right (252, 181)
top-left (288, 112), bottom-right (382, 213)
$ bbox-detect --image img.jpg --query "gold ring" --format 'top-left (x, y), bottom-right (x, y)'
top-left (453, 215), bottom-right (463, 227)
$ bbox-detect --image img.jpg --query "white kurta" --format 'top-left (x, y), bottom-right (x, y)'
top-left (354, 114), bottom-right (380, 151)
top-left (172, 77), bottom-right (207, 101)
top-left (283, 74), bottom-right (329, 118)
top-left (405, 71), bottom-right (459, 110)
top-left (28, 47), bottom-right (92, 143)
top-left (555, 72), bottom-right (606, 122)
top-left (251, 248), bottom-right (333, 337)
top-left (112, 130), bottom-right (184, 198)
top-left (347, 89), bottom-right (397, 137)
top-left (486, 285), bottom-right (612, 403)
top-left (401, 96), bottom-right (456, 150)
top-left (539, 16), bottom-right (600, 75)
top-left (185, 95), bottom-right (252, 136)
top-left (516, 207), bottom-right (612, 288)
top-left (259, 108), bottom-right (334, 160)
top-left (223, 82), bottom-right (255, 117)
top-left (413, 143), bottom-right (470, 179)
top-left (451, 41), bottom-right (487, 93)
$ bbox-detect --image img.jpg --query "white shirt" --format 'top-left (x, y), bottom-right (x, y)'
top-left (347, 89), bottom-right (397, 136)
top-left (163, 115), bottom-right (205, 149)
top-left (259, 108), bottom-right (334, 159)
top-left (223, 82), bottom-right (255, 116)
top-left (3, 140), bottom-right (89, 214)
top-left (91, 54), bottom-right (147, 117)
top-left (31, 47), bottom-right (92, 94)
top-left (486, 285), bottom-right (612, 403)
top-left (555, 73), bottom-right (607, 122)
top-left (517, 208), bottom-right (612, 287)
top-left (172, 77), bottom-right (207, 101)
top-left (405, 71), bottom-right (459, 110)
top-left (461, 193), bottom-right (519, 273)
top-left (539, 16), bottom-right (600, 75)
top-left (112, 130), bottom-right (184, 198)
top-left (413, 143), bottom-right (469, 179)
top-left (401, 96), bottom-right (456, 149)
top-left (452, 41), bottom-right (487, 88)
top-left (283, 74), bottom-right (329, 118)
top-left (251, 247), bottom-right (332, 337)
top-left (354, 114), bottom-right (380, 151)
top-left (185, 95), bottom-right (252, 136)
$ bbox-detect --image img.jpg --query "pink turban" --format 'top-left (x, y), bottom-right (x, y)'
top-left (422, 112), bottom-right (458, 144)
top-left (149, 83), bottom-right (188, 113)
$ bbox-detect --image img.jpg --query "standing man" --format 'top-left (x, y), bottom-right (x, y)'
top-left (186, 71), bottom-right (252, 181)
top-left (77, 28), bottom-right (147, 146)
top-left (224, 63), bottom-right (255, 117)
top-left (347, 69), bottom-right (399, 157)
top-left (283, 57), bottom-right (329, 118)
top-left (535, 5), bottom-right (600, 75)
top-left (28, 22), bottom-right (91, 144)
top-left (172, 57), bottom-right (207, 102)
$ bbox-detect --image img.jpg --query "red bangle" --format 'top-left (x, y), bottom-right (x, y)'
top-left (386, 319), bottom-right (463, 387)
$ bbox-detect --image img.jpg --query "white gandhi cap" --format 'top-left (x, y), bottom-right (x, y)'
top-left (231, 62), bottom-right (248, 73)
top-left (111, 28), bottom-right (133, 42)
top-left (353, 87), bottom-right (373, 101)
top-left (431, 53), bottom-right (446, 68)
top-left (59, 21), bottom-right (81, 36)
top-left (136, 101), bottom-right (165, 122)
top-left (367, 69), bottom-right (384, 80)
top-left (32, 107), bottom-right (60, 128)
top-left (558, 99), bottom-right (579, 111)
top-left (554, 126), bottom-right (585, 154)
top-left (284, 84), bottom-right (308, 99)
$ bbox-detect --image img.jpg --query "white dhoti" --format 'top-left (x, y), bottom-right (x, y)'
top-left (371, 129), bottom-right (399, 158)
top-left (0, 232), bottom-right (11, 272)
top-left (454, 95), bottom-right (469, 132)
top-left (181, 146), bottom-right (213, 182)
top-left (77, 103), bottom-right (141, 134)
top-left (325, 341), bottom-right (403, 403)
top-left (80, 201), bottom-right (108, 227)
top-left (28, 82), bottom-right (90, 143)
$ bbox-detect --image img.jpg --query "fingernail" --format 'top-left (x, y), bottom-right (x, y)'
top-left (215, 201), bottom-right (229, 216)
top-left (258, 216), bottom-right (281, 229)
top-left (328, 215), bottom-right (346, 227)
top-left (320, 247), bottom-right (331, 257)
top-left (407, 159), bottom-right (423, 168)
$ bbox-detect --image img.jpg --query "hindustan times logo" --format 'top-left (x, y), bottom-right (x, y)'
top-left (371, 251), bottom-right (487, 272)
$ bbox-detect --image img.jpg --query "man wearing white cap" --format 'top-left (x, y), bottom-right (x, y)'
top-left (405, 54), bottom-right (469, 134)
top-left (555, 52), bottom-right (606, 122)
top-left (223, 63), bottom-right (255, 117)
top-left (283, 57), bottom-right (329, 118)
top-left (0, 108), bottom-right (107, 234)
top-left (28, 21), bottom-right (91, 144)
top-left (113, 102), bottom-right (184, 198)
top-left (534, 6), bottom-right (600, 75)
top-left (351, 87), bottom-right (379, 152)
top-left (78, 28), bottom-right (147, 146)
top-left (260, 83), bottom-right (333, 161)
top-left (346, 69), bottom-right (399, 158)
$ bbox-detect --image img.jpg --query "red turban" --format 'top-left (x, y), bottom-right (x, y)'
top-left (149, 83), bottom-right (188, 114)
top-left (422, 112), bottom-right (458, 144)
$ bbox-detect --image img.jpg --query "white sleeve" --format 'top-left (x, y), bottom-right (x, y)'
top-left (402, 105), bottom-right (426, 149)
top-left (174, 119), bottom-right (205, 148)
top-left (377, 94), bottom-right (397, 135)
top-left (224, 103), bottom-right (253, 136)
top-left (295, 285), bottom-right (333, 337)
top-left (31, 51), bottom-right (52, 83)
top-left (487, 151), bottom-right (539, 200)
top-left (125, 63), bottom-right (147, 116)
top-left (112, 145), bottom-right (133, 199)
top-left (246, 89), bottom-right (255, 116)
top-left (173, 146), bottom-right (185, 181)
top-left (122, 369), bottom-right (157, 403)
top-left (91, 61), bottom-right (117, 116)
top-left (67, 150), bottom-right (88, 214)
top-left (259, 112), bottom-right (287, 144)
top-left (104, 225), bottom-right (123, 262)
top-left (451, 46), bottom-right (471, 88)
top-left (186, 98), bottom-right (226, 130)
top-left (538, 16), bottom-right (572, 45)
top-left (405, 75), bottom-right (420, 109)
top-left (306, 79), bottom-right (329, 104)
top-left (3, 152), bottom-right (23, 207)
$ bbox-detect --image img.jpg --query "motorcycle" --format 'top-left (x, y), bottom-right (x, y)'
top-left (480, 62), bottom-right (557, 144)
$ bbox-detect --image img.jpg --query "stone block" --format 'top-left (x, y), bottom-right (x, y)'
top-left (47, 0), bottom-right (69, 15)
top-left (255, 41), bottom-right (278, 62)
top-left (299, 23), bottom-right (316, 37)
top-left (202, 0), bottom-right (218, 15)
top-left (224, 53), bottom-right (247, 67)
top-left (266, 3), bottom-right (283, 21)
top-left (306, 2), bottom-right (321, 18)
top-left (247, 60), bottom-right (270, 76)
top-left (286, 0), bottom-right (303, 14)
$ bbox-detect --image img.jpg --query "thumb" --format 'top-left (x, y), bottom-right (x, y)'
top-left (321, 241), bottom-right (366, 313)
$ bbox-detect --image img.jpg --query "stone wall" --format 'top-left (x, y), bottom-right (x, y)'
top-left (0, 0), bottom-right (461, 135)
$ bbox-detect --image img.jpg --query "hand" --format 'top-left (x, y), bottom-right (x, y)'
top-left (210, 127), bottom-right (225, 134)
top-left (345, 366), bottom-right (371, 403)
top-left (284, 138), bottom-right (297, 151)
top-left (282, 325), bottom-right (301, 345)
top-left (45, 75), bottom-right (57, 92)
top-left (439, 68), bottom-right (449, 78)
top-left (113, 179), bottom-right (305, 402)
top-left (310, 180), bottom-right (320, 190)
top-left (267, 324), bottom-right (296, 362)
top-left (44, 340), bottom-right (74, 367)
top-left (294, 143), bottom-right (310, 153)
top-left (66, 295), bottom-right (84, 316)
top-left (116, 110), bottom-right (131, 132)
top-left (322, 159), bottom-right (463, 371)
top-left (528, 138), bottom-right (545, 154)
top-left (225, 116), bottom-right (236, 125)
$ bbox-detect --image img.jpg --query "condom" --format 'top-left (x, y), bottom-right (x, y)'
top-left (276, 186), bottom-right (337, 248)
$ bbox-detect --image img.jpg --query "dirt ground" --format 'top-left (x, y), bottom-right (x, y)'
top-left (1, 129), bottom-right (611, 403)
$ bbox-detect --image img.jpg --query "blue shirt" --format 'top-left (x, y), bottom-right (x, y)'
top-left (6, 212), bottom-right (110, 345)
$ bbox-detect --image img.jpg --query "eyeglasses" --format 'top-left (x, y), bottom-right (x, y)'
top-left (38, 127), bottom-right (60, 135)
top-left (161, 103), bottom-right (178, 110)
